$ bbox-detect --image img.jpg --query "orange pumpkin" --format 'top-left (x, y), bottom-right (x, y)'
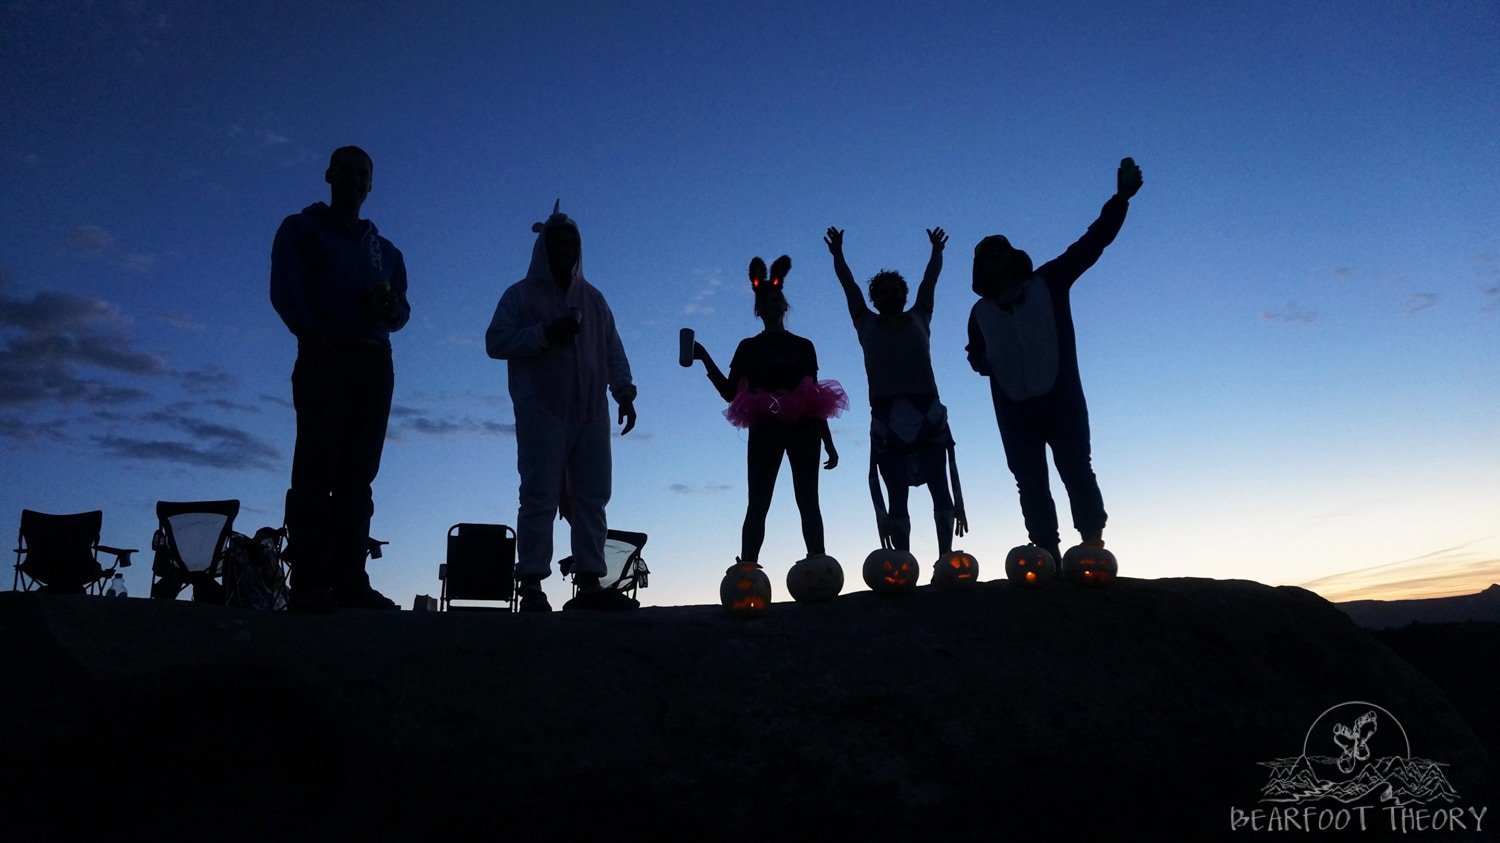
top-left (1004, 545), bottom-right (1056, 588)
top-left (720, 561), bottom-right (773, 617)
top-left (1061, 544), bottom-right (1117, 587)
top-left (932, 551), bottom-right (980, 591)
top-left (787, 554), bottom-right (843, 603)
top-left (862, 548), bottom-right (920, 594)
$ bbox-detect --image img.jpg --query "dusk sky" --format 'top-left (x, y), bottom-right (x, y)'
top-left (4, 1), bottom-right (1496, 609)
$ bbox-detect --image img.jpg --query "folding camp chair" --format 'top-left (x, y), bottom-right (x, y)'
top-left (561, 529), bottom-right (650, 602)
top-left (13, 509), bottom-right (136, 594)
top-left (149, 499), bottom-right (239, 603)
top-left (438, 523), bottom-right (518, 612)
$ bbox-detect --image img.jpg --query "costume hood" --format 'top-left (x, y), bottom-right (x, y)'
top-left (523, 200), bottom-right (584, 287)
top-left (972, 235), bottom-right (1033, 296)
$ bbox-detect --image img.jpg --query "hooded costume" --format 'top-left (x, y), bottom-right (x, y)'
top-left (270, 201), bottom-right (409, 600)
top-left (965, 195), bottom-right (1128, 557)
top-left (486, 205), bottom-right (635, 581)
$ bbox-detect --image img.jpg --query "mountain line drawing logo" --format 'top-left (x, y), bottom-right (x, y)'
top-left (1230, 701), bottom-right (1489, 834)
top-left (1259, 702), bottom-right (1455, 805)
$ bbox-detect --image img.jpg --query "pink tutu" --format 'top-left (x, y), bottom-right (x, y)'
top-left (724, 377), bottom-right (848, 429)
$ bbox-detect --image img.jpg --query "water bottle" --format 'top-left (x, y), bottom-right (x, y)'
top-left (105, 572), bottom-right (127, 598)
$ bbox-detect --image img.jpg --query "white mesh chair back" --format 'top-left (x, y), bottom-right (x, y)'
top-left (167, 512), bottom-right (232, 574)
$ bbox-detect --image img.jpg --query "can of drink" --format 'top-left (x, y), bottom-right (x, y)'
top-left (678, 328), bottom-right (695, 367)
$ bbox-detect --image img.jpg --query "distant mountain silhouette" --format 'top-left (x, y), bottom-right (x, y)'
top-left (1336, 583), bottom-right (1500, 629)
top-left (1259, 753), bottom-right (1459, 805)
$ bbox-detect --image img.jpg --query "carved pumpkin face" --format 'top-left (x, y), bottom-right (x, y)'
top-left (1061, 544), bottom-right (1117, 587)
top-left (862, 548), bottom-right (919, 594)
top-left (1004, 545), bottom-right (1056, 588)
top-left (932, 551), bottom-right (979, 591)
top-left (720, 562), bottom-right (773, 617)
top-left (787, 554), bottom-right (844, 603)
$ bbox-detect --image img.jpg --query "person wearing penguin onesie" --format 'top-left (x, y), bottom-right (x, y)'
top-left (966, 157), bottom-right (1143, 569)
top-left (487, 202), bottom-right (638, 612)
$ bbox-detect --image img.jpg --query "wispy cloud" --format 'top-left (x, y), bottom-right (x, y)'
top-left (1301, 540), bottom-right (1500, 602)
top-left (93, 415), bottom-right (281, 471)
top-left (683, 271), bottom-right (723, 315)
top-left (159, 311), bottom-right (205, 331)
top-left (1403, 293), bottom-right (1438, 315)
top-left (0, 274), bottom-right (166, 407)
top-left (388, 404), bottom-right (516, 438)
top-left (1260, 302), bottom-right (1317, 324)
top-left (1482, 285), bottom-right (1499, 315)
top-left (669, 482), bottom-right (734, 494)
top-left (62, 225), bottom-right (155, 274)
top-left (226, 123), bottom-right (315, 168)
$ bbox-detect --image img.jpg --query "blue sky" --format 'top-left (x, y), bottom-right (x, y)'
top-left (3, 1), bottom-right (1496, 608)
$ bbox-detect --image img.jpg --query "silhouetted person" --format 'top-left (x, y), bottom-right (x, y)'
top-left (487, 202), bottom-right (638, 612)
top-left (966, 157), bottom-right (1143, 567)
top-left (690, 256), bottom-right (845, 571)
top-left (825, 226), bottom-right (967, 557)
top-left (271, 145), bottom-right (409, 612)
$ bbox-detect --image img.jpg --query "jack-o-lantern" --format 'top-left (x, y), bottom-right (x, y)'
top-left (1061, 544), bottom-right (1117, 587)
top-left (932, 551), bottom-right (980, 591)
top-left (720, 561), bottom-right (773, 617)
top-left (787, 554), bottom-right (843, 603)
top-left (1004, 545), bottom-right (1056, 588)
top-left (862, 548), bottom-right (920, 594)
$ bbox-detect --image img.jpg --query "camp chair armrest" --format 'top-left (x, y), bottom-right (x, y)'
top-left (97, 545), bottom-right (138, 567)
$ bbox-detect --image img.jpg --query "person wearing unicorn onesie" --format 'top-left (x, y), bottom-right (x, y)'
top-left (486, 203), bottom-right (638, 612)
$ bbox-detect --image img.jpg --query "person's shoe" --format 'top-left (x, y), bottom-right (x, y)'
top-left (518, 579), bottom-right (551, 613)
top-left (288, 587), bottom-right (338, 614)
top-left (335, 586), bottom-right (399, 610)
top-left (564, 586), bottom-right (638, 612)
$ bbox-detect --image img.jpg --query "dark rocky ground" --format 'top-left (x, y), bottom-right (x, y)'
top-left (1, 578), bottom-right (1493, 841)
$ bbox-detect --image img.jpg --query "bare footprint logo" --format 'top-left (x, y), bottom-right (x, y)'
top-left (1230, 701), bottom-right (1489, 833)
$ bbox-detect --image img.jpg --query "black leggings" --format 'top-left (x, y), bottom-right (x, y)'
top-left (741, 420), bottom-right (824, 562)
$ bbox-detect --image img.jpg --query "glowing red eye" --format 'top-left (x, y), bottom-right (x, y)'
top-left (752, 279), bottom-right (759, 288)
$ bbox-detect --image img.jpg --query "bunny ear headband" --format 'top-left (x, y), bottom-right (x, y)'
top-left (748, 254), bottom-right (792, 292)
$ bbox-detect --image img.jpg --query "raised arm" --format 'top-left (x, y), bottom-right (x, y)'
top-left (1039, 157), bottom-right (1143, 287)
top-left (824, 227), bottom-right (869, 321)
top-left (914, 226), bottom-right (947, 314)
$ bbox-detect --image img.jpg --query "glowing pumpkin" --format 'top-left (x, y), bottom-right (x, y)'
top-left (1061, 544), bottom-right (1117, 587)
top-left (932, 551), bottom-right (980, 591)
top-left (1004, 545), bottom-right (1056, 588)
top-left (720, 561), bottom-right (772, 617)
top-left (862, 548), bottom-right (919, 594)
top-left (787, 554), bottom-right (843, 603)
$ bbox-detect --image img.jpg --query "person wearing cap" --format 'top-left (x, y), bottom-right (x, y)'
top-left (965, 157), bottom-right (1143, 568)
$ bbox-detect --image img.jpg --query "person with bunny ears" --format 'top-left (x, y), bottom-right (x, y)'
top-left (824, 226), bottom-right (967, 559)
top-left (486, 201), bottom-right (638, 612)
top-left (689, 255), bottom-right (847, 570)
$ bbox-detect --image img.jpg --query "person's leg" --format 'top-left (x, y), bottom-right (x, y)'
top-left (994, 385), bottom-right (1061, 558)
top-left (514, 405), bottom-right (567, 583)
top-left (923, 457), bottom-right (955, 555)
top-left (286, 342), bottom-right (340, 598)
top-left (876, 462), bottom-right (911, 551)
top-left (1047, 388), bottom-right (1106, 544)
top-left (329, 347), bottom-right (394, 601)
top-left (566, 417), bottom-right (611, 580)
top-left (741, 424), bottom-right (783, 563)
top-left (786, 422), bottom-right (826, 556)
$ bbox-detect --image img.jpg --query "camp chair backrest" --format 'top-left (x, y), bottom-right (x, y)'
top-left (16, 510), bottom-right (104, 589)
top-left (445, 523), bottom-right (516, 601)
top-left (601, 530), bottom-right (648, 590)
top-left (156, 500), bottom-right (240, 576)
